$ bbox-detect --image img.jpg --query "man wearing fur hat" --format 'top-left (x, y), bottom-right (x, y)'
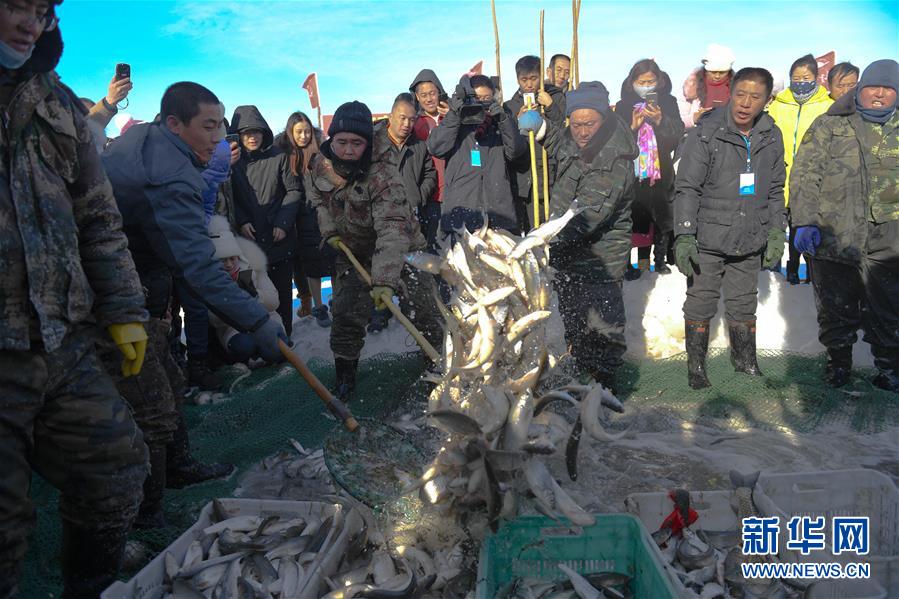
top-left (208, 215), bottom-right (285, 364)
top-left (518, 82), bottom-right (639, 390)
top-left (0, 1), bottom-right (150, 594)
top-left (306, 100), bottom-right (442, 401)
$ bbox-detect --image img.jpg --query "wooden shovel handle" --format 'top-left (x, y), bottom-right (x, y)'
top-left (278, 340), bottom-right (359, 432)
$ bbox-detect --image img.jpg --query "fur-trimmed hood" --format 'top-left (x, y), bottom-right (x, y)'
top-left (208, 215), bottom-right (268, 272)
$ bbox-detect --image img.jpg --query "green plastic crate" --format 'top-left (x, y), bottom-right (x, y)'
top-left (476, 513), bottom-right (679, 598)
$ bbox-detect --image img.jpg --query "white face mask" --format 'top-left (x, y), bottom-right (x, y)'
top-left (0, 39), bottom-right (34, 69)
top-left (633, 84), bottom-right (656, 99)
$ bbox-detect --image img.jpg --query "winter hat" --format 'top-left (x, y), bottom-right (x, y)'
top-left (208, 216), bottom-right (243, 260)
top-left (702, 44), bottom-right (736, 72)
top-left (858, 59), bottom-right (899, 92)
top-left (565, 81), bottom-right (610, 116)
top-left (327, 101), bottom-right (373, 142)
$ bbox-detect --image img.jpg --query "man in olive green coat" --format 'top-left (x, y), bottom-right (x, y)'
top-left (790, 59), bottom-right (899, 392)
top-left (519, 81), bottom-right (638, 389)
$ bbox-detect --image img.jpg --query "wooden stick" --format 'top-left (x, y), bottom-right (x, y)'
top-left (278, 340), bottom-right (359, 432)
top-left (336, 241), bottom-right (441, 363)
top-left (574, 0), bottom-right (582, 87)
top-left (569, 0), bottom-right (576, 91)
top-left (539, 9), bottom-right (550, 222)
top-left (491, 0), bottom-right (502, 102)
top-left (529, 131), bottom-right (540, 228)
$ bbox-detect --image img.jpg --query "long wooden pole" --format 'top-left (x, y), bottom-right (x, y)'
top-left (491, 0), bottom-right (502, 102)
top-left (569, 0), bottom-right (576, 91)
top-left (336, 241), bottom-right (441, 363)
top-left (574, 0), bottom-right (582, 87)
top-left (278, 340), bottom-right (359, 432)
top-left (539, 9), bottom-right (550, 222)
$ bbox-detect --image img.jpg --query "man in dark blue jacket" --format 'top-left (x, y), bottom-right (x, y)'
top-left (103, 82), bottom-right (286, 494)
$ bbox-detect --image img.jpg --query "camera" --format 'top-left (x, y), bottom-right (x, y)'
top-left (453, 82), bottom-right (489, 125)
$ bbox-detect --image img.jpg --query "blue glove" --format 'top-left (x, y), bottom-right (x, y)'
top-left (252, 317), bottom-right (288, 363)
top-left (518, 110), bottom-right (543, 135)
top-left (793, 226), bottom-right (821, 256)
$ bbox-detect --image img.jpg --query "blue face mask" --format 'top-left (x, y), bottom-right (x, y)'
top-left (790, 80), bottom-right (818, 103)
top-left (0, 39), bottom-right (34, 69)
top-left (633, 84), bottom-right (656, 99)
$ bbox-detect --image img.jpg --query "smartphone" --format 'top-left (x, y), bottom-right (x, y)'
top-left (225, 133), bottom-right (239, 144)
top-left (523, 92), bottom-right (536, 108)
top-left (645, 91), bottom-right (658, 106)
top-left (438, 92), bottom-right (449, 104)
top-left (115, 63), bottom-right (131, 81)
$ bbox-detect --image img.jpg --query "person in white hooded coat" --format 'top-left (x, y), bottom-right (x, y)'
top-left (208, 216), bottom-right (284, 363)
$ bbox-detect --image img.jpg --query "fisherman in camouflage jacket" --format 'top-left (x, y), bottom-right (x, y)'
top-left (306, 101), bottom-right (442, 402)
top-left (790, 59), bottom-right (899, 393)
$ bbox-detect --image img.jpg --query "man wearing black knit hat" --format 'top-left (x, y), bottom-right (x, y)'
top-left (518, 82), bottom-right (639, 390)
top-left (305, 101), bottom-right (442, 401)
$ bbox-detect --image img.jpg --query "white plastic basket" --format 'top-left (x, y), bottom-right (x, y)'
top-left (102, 498), bottom-right (358, 599)
top-left (754, 469), bottom-right (898, 598)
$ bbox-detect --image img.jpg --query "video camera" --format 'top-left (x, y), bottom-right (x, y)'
top-left (453, 75), bottom-right (492, 125)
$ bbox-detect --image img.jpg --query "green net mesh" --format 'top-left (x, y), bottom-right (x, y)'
top-left (16, 349), bottom-right (898, 597)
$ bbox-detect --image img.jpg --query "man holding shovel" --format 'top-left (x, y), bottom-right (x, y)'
top-left (306, 101), bottom-right (443, 402)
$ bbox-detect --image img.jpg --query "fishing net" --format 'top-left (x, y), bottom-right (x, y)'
top-left (16, 349), bottom-right (898, 597)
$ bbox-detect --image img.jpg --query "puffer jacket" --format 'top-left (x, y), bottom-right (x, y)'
top-left (767, 85), bottom-right (833, 205)
top-left (789, 93), bottom-right (898, 264)
top-left (674, 106), bottom-right (787, 256)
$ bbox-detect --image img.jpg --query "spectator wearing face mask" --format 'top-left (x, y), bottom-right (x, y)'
top-left (616, 59), bottom-right (684, 279)
top-left (767, 54), bottom-right (834, 284)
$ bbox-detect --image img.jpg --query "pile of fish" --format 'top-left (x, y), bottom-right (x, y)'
top-left (151, 498), bottom-right (453, 599)
top-left (497, 566), bottom-right (634, 599)
top-left (403, 202), bottom-right (629, 529)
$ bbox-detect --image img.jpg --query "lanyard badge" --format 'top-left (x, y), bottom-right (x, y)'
top-left (738, 135), bottom-right (755, 196)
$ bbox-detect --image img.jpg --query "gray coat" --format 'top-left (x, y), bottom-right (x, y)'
top-left (103, 123), bottom-right (270, 333)
top-left (674, 107), bottom-right (786, 256)
top-left (373, 120), bottom-right (436, 210)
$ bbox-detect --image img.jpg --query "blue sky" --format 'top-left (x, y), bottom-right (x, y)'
top-left (56, 1), bottom-right (898, 136)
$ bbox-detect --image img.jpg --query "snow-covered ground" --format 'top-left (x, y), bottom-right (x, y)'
top-left (288, 269), bottom-right (875, 367)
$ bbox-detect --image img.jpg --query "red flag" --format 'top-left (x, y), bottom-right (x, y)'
top-left (302, 72), bottom-right (320, 109)
top-left (464, 61), bottom-right (483, 78)
top-left (816, 51), bottom-right (836, 90)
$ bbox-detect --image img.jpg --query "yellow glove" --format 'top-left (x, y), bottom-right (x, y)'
top-left (326, 235), bottom-right (343, 250)
top-left (370, 286), bottom-right (394, 310)
top-left (107, 323), bottom-right (148, 378)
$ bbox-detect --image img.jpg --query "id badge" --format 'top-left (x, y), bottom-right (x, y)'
top-left (739, 172), bottom-right (755, 196)
top-left (471, 149), bottom-right (481, 167)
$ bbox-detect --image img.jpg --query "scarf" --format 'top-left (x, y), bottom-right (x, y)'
top-left (855, 96), bottom-right (896, 124)
top-left (633, 103), bottom-right (661, 184)
top-left (703, 77), bottom-right (730, 108)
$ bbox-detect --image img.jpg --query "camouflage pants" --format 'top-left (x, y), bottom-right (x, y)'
top-left (330, 255), bottom-right (443, 361)
top-left (99, 317), bottom-right (179, 447)
top-left (683, 250), bottom-right (760, 322)
top-left (556, 272), bottom-right (627, 381)
top-left (0, 327), bottom-right (148, 594)
top-left (811, 220), bottom-right (899, 370)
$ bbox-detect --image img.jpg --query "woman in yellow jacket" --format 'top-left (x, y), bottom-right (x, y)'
top-left (768, 53), bottom-right (833, 283)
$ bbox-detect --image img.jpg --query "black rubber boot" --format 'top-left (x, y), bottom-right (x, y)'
top-left (824, 346), bottom-right (853, 388)
top-left (60, 522), bottom-right (127, 599)
top-left (872, 354), bottom-right (899, 393)
top-left (624, 262), bottom-right (642, 281)
top-left (334, 357), bottom-right (359, 403)
top-left (366, 308), bottom-right (391, 333)
top-left (654, 233), bottom-right (672, 274)
top-left (134, 446), bottom-right (167, 529)
top-left (728, 320), bottom-right (763, 376)
top-left (166, 412), bottom-right (234, 489)
top-left (187, 357), bottom-right (222, 392)
top-left (685, 320), bottom-right (712, 389)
